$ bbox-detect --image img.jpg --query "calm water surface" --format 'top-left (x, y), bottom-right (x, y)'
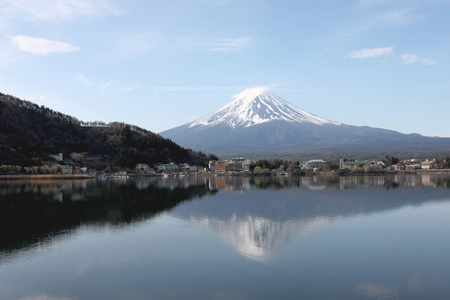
top-left (1, 174), bottom-right (450, 299)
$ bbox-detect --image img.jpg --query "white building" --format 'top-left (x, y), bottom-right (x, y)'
top-left (209, 160), bottom-right (217, 172)
top-left (339, 159), bottom-right (370, 171)
top-left (226, 158), bottom-right (251, 172)
top-left (50, 153), bottom-right (63, 161)
top-left (421, 159), bottom-right (436, 169)
top-left (304, 159), bottom-right (326, 171)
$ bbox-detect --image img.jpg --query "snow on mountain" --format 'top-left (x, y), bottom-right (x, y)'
top-left (189, 87), bottom-right (340, 129)
top-left (160, 87), bottom-right (450, 157)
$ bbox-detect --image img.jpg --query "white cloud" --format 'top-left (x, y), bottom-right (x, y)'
top-left (401, 53), bottom-right (418, 64)
top-left (349, 47), bottom-right (393, 59)
top-left (1, 0), bottom-right (119, 22)
top-left (10, 35), bottom-right (80, 55)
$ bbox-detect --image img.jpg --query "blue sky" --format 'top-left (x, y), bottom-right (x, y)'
top-left (1, 0), bottom-right (449, 137)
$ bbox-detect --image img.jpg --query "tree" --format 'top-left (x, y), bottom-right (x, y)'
top-left (325, 160), bottom-right (339, 171)
top-left (121, 125), bottom-right (132, 145)
top-left (208, 153), bottom-right (219, 161)
top-left (384, 155), bottom-right (400, 166)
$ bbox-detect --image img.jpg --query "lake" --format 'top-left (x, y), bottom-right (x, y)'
top-left (1, 174), bottom-right (450, 299)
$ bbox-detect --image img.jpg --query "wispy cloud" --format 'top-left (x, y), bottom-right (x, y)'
top-left (377, 8), bottom-right (421, 26)
top-left (108, 34), bottom-right (253, 57)
top-left (149, 86), bottom-right (235, 92)
top-left (401, 54), bottom-right (437, 65)
top-left (77, 73), bottom-right (140, 94)
top-left (144, 85), bottom-right (312, 94)
top-left (1, 0), bottom-right (120, 22)
top-left (100, 81), bottom-right (112, 90)
top-left (358, 0), bottom-right (395, 6)
top-left (206, 37), bottom-right (253, 52)
top-left (10, 35), bottom-right (80, 54)
top-left (421, 58), bottom-right (436, 65)
top-left (114, 33), bottom-right (159, 57)
top-left (77, 73), bottom-right (93, 87)
top-left (400, 53), bottom-right (418, 64)
top-left (349, 47), bottom-right (393, 59)
top-left (350, 48), bottom-right (437, 65)
top-left (116, 85), bottom-right (140, 93)
top-left (344, 5), bottom-right (423, 39)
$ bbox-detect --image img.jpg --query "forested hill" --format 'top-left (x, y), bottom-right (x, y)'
top-left (0, 92), bottom-right (215, 167)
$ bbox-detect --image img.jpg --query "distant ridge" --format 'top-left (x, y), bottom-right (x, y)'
top-left (160, 88), bottom-right (450, 159)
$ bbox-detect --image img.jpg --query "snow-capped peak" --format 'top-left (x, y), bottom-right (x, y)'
top-left (189, 87), bottom-right (340, 129)
top-left (232, 87), bottom-right (273, 104)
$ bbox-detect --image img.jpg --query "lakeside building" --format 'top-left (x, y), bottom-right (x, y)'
top-left (394, 164), bottom-right (405, 171)
top-left (60, 165), bottom-right (73, 174)
top-left (135, 163), bottom-right (154, 174)
top-left (226, 158), bottom-right (251, 172)
top-left (303, 159), bottom-right (326, 171)
top-left (339, 159), bottom-right (370, 171)
top-left (215, 161), bottom-right (229, 173)
top-left (421, 159), bottom-right (436, 169)
top-left (210, 158), bottom-right (250, 173)
top-left (50, 153), bottom-right (63, 161)
top-left (155, 163), bottom-right (178, 174)
top-left (70, 152), bottom-right (86, 160)
top-left (153, 162), bottom-right (203, 174)
top-left (178, 163), bottom-right (190, 173)
top-left (209, 160), bottom-right (217, 172)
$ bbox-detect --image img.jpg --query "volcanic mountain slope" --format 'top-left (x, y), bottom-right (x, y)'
top-left (160, 88), bottom-right (450, 158)
top-left (188, 87), bottom-right (340, 128)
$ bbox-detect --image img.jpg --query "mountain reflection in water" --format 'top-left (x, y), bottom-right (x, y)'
top-left (1, 174), bottom-right (449, 262)
top-left (173, 174), bottom-right (450, 261)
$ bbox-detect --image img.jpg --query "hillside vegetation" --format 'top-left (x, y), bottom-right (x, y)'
top-left (0, 92), bottom-right (214, 168)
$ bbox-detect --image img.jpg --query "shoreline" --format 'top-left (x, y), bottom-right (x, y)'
top-left (1, 169), bottom-right (449, 181)
top-left (0, 174), bottom-right (93, 180)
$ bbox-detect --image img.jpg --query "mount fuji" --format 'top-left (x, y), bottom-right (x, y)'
top-left (160, 88), bottom-right (450, 158)
top-left (187, 87), bottom-right (340, 128)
